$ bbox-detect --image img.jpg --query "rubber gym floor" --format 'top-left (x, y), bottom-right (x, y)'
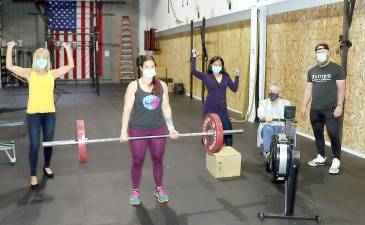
top-left (0, 84), bottom-right (364, 225)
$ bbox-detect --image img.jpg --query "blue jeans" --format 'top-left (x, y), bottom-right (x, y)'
top-left (262, 125), bottom-right (284, 154)
top-left (219, 112), bottom-right (233, 146)
top-left (27, 113), bottom-right (56, 176)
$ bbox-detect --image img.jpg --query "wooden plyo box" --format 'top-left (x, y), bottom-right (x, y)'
top-left (206, 146), bottom-right (241, 178)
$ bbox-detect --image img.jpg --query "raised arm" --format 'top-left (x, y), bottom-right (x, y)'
top-left (191, 50), bottom-right (205, 80)
top-left (52, 43), bottom-right (74, 79)
top-left (227, 69), bottom-right (240, 92)
top-left (6, 41), bottom-right (31, 79)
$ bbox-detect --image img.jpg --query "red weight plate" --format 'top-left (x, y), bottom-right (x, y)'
top-left (202, 113), bottom-right (224, 154)
top-left (76, 120), bottom-right (87, 164)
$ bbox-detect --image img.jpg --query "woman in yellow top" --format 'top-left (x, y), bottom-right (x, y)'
top-left (6, 41), bottom-right (74, 189)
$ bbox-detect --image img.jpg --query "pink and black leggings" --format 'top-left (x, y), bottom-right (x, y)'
top-left (128, 126), bottom-right (167, 190)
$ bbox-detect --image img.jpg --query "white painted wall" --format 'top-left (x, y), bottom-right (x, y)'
top-left (139, 0), bottom-right (343, 52)
top-left (147, 0), bottom-right (256, 31)
top-left (247, 7), bottom-right (259, 122)
top-left (143, 0), bottom-right (343, 34)
top-left (267, 0), bottom-right (342, 15)
top-left (138, 0), bottom-right (149, 55)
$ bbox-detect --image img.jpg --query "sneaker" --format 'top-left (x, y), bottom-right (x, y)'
top-left (329, 158), bottom-right (340, 174)
top-left (154, 187), bottom-right (169, 203)
top-left (308, 154), bottom-right (326, 167)
top-left (129, 190), bottom-right (141, 206)
top-left (263, 152), bottom-right (271, 161)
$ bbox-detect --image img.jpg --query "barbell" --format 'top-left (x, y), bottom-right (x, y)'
top-left (43, 113), bottom-right (244, 164)
top-left (1, 40), bottom-right (22, 48)
top-left (52, 40), bottom-right (92, 49)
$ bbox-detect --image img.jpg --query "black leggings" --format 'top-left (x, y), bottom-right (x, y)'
top-left (310, 108), bottom-right (341, 159)
top-left (27, 113), bottom-right (56, 176)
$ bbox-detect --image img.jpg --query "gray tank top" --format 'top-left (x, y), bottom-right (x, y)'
top-left (129, 79), bottom-right (165, 129)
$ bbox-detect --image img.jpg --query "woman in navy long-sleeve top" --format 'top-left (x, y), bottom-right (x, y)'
top-left (191, 50), bottom-right (239, 146)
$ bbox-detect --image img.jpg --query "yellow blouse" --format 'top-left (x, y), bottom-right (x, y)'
top-left (27, 70), bottom-right (55, 114)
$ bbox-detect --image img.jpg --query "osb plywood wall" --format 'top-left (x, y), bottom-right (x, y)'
top-left (266, 2), bottom-right (365, 153)
top-left (154, 20), bottom-right (251, 115)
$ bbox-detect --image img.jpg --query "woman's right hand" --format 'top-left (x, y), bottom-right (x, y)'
top-left (192, 48), bottom-right (198, 57)
top-left (120, 132), bottom-right (129, 143)
top-left (7, 41), bottom-right (16, 48)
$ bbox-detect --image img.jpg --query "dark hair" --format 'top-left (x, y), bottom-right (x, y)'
top-left (140, 55), bottom-right (160, 96)
top-left (207, 56), bottom-right (227, 74)
top-left (315, 43), bottom-right (329, 52)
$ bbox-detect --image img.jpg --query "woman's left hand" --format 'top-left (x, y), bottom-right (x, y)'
top-left (234, 68), bottom-right (240, 77)
top-left (169, 128), bottom-right (179, 139)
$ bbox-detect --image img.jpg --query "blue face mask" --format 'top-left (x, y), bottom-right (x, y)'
top-left (142, 68), bottom-right (156, 78)
top-left (35, 59), bottom-right (48, 69)
top-left (212, 65), bottom-right (222, 74)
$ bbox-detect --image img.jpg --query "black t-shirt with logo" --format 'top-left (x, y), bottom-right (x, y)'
top-left (307, 62), bottom-right (345, 110)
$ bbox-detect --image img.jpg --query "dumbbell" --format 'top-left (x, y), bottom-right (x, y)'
top-left (52, 40), bottom-right (76, 49)
top-left (52, 40), bottom-right (91, 49)
top-left (1, 40), bottom-right (22, 48)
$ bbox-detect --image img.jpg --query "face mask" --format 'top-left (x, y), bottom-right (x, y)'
top-left (212, 65), bottom-right (222, 74)
top-left (142, 68), bottom-right (156, 78)
top-left (269, 92), bottom-right (279, 101)
top-left (316, 52), bottom-right (328, 64)
top-left (35, 59), bottom-right (48, 69)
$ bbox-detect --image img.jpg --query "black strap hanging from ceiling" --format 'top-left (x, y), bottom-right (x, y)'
top-left (339, 0), bottom-right (356, 141)
top-left (340, 0), bottom-right (356, 74)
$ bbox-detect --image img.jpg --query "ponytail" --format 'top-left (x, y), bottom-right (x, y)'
top-left (151, 77), bottom-right (160, 96)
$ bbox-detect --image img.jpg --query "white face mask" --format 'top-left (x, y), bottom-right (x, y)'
top-left (316, 52), bottom-right (328, 63)
top-left (35, 59), bottom-right (48, 69)
top-left (212, 65), bottom-right (222, 74)
top-left (142, 68), bottom-right (156, 78)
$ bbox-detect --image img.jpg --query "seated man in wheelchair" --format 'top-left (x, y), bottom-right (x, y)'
top-left (257, 83), bottom-right (293, 160)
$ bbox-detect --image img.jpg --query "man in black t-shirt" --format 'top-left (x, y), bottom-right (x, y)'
top-left (301, 43), bottom-right (346, 175)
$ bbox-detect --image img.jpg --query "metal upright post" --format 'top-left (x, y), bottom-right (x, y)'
top-left (94, 0), bottom-right (100, 96)
top-left (190, 20), bottom-right (193, 100)
top-left (201, 17), bottom-right (207, 103)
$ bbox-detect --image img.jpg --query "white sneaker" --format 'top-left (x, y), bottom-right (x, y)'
top-left (308, 154), bottom-right (326, 167)
top-left (329, 158), bottom-right (340, 174)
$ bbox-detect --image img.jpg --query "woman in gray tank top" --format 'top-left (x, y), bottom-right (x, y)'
top-left (120, 56), bottom-right (179, 206)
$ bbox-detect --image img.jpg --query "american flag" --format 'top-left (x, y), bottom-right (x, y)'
top-left (46, 0), bottom-right (102, 80)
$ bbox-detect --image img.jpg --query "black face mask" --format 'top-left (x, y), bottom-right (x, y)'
top-left (269, 92), bottom-right (279, 101)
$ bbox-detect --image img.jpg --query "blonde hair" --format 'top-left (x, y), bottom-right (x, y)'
top-left (32, 48), bottom-right (51, 70)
